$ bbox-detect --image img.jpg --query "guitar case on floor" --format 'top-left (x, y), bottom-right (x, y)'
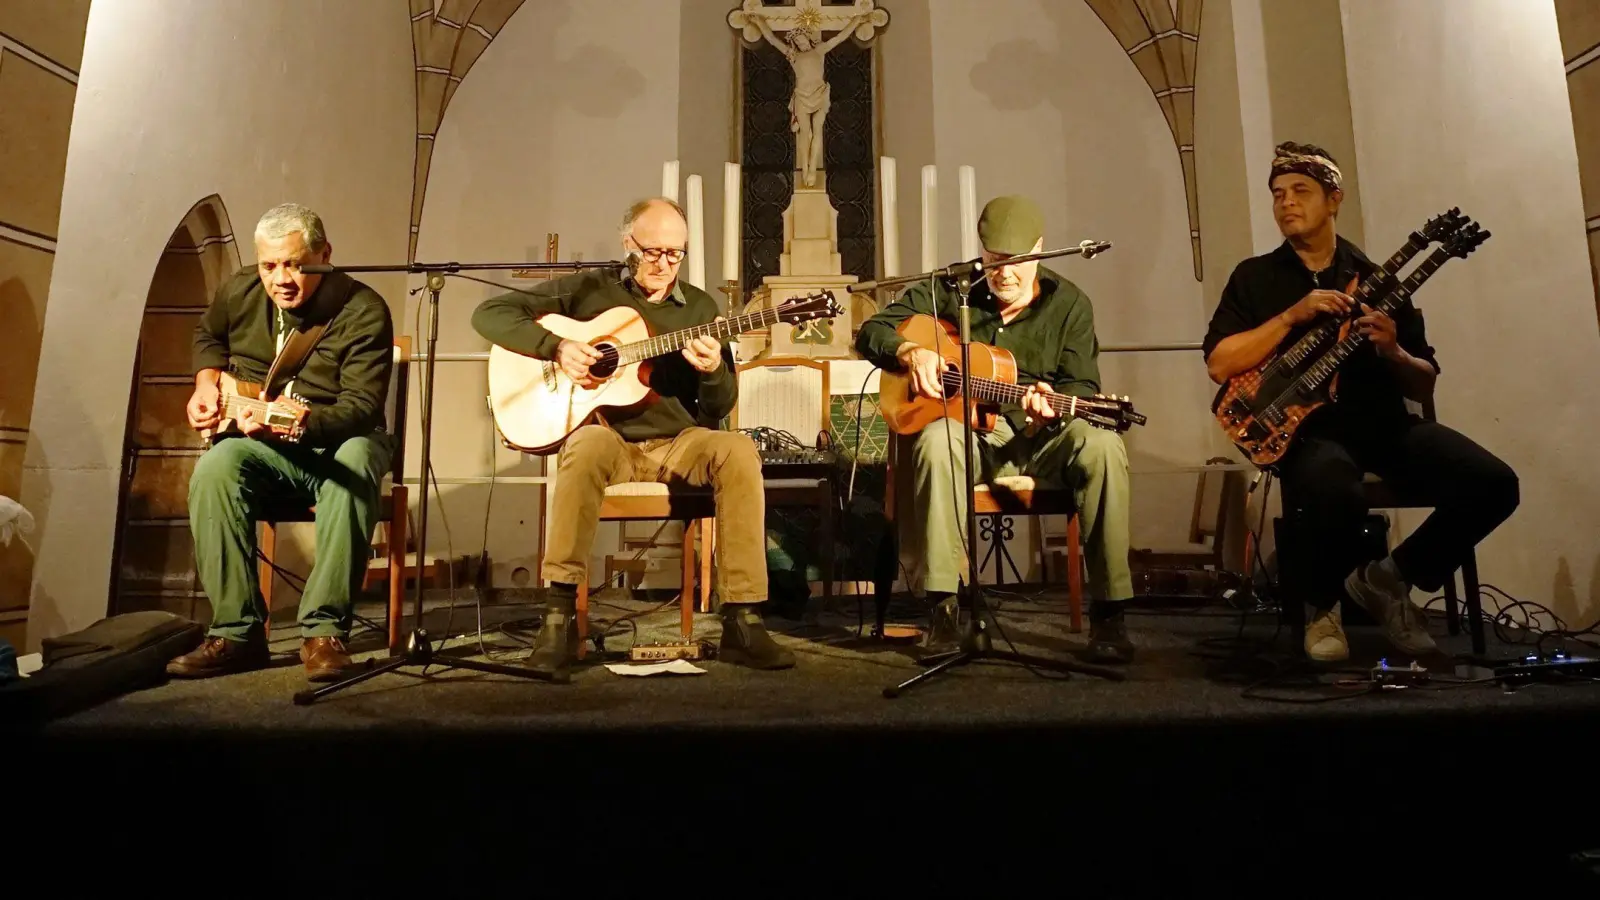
top-left (0, 610), bottom-right (203, 723)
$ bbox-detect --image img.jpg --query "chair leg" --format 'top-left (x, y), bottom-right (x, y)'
top-left (820, 482), bottom-right (834, 611)
top-left (1067, 514), bottom-right (1083, 634)
top-left (682, 522), bottom-right (696, 639)
top-left (873, 522), bottom-right (896, 638)
top-left (1441, 570), bottom-right (1462, 636)
top-left (1462, 550), bottom-right (1486, 657)
top-left (700, 518), bottom-right (715, 614)
top-left (387, 485), bottom-right (408, 654)
top-left (259, 521), bottom-right (276, 640)
top-left (576, 577), bottom-right (589, 661)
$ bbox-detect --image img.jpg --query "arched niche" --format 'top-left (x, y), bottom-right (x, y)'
top-left (110, 195), bottom-right (241, 621)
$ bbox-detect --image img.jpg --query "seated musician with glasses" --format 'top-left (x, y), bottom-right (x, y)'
top-left (471, 197), bottom-right (795, 676)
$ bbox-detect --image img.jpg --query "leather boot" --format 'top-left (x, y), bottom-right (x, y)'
top-left (1086, 601), bottom-right (1135, 664)
top-left (719, 603), bottom-right (796, 670)
top-left (301, 637), bottom-right (353, 682)
top-left (527, 585), bottom-right (580, 677)
top-left (166, 632), bottom-right (270, 678)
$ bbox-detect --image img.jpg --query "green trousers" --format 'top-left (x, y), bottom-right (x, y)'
top-left (897, 415), bottom-right (1133, 601)
top-left (188, 432), bottom-right (394, 641)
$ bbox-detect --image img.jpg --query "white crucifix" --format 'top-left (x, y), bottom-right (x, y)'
top-left (729, 0), bottom-right (890, 189)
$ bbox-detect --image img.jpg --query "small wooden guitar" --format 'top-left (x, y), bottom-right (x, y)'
top-left (488, 291), bottom-right (844, 454)
top-left (878, 314), bottom-right (1146, 436)
top-left (201, 371), bottom-right (310, 443)
top-left (1215, 217), bottom-right (1490, 467)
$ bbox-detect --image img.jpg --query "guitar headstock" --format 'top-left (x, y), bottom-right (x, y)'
top-left (269, 393), bottom-right (310, 442)
top-left (1441, 220), bottom-right (1490, 259)
top-left (775, 291), bottom-right (845, 325)
top-left (1084, 393), bottom-right (1148, 433)
top-left (1418, 207), bottom-right (1466, 243)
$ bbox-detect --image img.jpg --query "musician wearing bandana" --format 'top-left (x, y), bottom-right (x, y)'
top-left (1202, 142), bottom-right (1519, 663)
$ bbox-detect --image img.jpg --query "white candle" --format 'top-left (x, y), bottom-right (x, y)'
top-left (662, 160), bottom-right (679, 202)
top-left (920, 164), bottom-right (938, 272)
top-left (685, 174), bottom-right (706, 290)
top-left (723, 162), bottom-right (740, 284)
top-left (959, 165), bottom-right (979, 261)
top-left (880, 156), bottom-right (900, 277)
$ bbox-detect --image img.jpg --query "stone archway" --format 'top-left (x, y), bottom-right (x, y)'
top-left (110, 195), bottom-right (241, 622)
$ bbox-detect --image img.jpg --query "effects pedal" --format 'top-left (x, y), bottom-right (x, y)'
top-left (1491, 650), bottom-right (1600, 684)
top-left (629, 641), bottom-right (713, 662)
top-left (1370, 659), bottom-right (1429, 687)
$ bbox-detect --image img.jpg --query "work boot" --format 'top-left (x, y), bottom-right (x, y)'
top-left (1086, 601), bottom-right (1135, 664)
top-left (300, 637), bottom-right (352, 682)
top-left (719, 603), bottom-right (796, 670)
top-left (166, 632), bottom-right (270, 679)
top-left (526, 584), bottom-right (580, 677)
top-left (920, 592), bottom-right (961, 657)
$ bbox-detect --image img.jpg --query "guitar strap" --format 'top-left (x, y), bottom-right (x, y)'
top-left (264, 320), bottom-right (329, 399)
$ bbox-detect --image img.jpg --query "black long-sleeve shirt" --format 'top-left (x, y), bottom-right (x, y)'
top-left (193, 267), bottom-right (394, 448)
top-left (471, 270), bottom-right (737, 441)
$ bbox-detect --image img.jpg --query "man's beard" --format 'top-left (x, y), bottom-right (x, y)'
top-left (990, 280), bottom-right (1026, 304)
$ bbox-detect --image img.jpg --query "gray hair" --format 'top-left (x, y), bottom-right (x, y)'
top-left (619, 197), bottom-right (687, 240)
top-left (255, 202), bottom-right (327, 251)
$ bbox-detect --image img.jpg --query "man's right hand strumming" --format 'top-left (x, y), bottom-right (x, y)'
top-left (1281, 289), bottom-right (1354, 327)
top-left (557, 338), bottom-right (603, 388)
top-left (897, 342), bottom-right (945, 400)
top-left (186, 381), bottom-right (221, 432)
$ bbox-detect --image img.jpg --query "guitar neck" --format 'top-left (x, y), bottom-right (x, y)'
top-left (220, 393), bottom-right (273, 414)
top-left (1272, 234), bottom-right (1428, 370)
top-left (616, 307), bottom-right (784, 365)
top-left (1299, 247), bottom-right (1452, 388)
top-left (956, 373), bottom-right (1102, 420)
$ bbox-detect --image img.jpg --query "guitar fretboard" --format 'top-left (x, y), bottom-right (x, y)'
top-left (939, 369), bottom-right (1116, 420)
top-left (616, 306), bottom-right (786, 365)
top-left (1295, 247), bottom-right (1452, 392)
top-left (1266, 233), bottom-right (1425, 376)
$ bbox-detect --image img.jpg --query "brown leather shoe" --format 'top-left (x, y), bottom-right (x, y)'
top-left (301, 637), bottom-right (353, 682)
top-left (166, 634), bottom-right (270, 678)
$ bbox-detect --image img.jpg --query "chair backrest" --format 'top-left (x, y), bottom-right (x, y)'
top-left (385, 337), bottom-right (411, 484)
top-left (732, 356), bottom-right (831, 445)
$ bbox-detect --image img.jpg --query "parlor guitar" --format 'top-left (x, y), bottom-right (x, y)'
top-left (200, 371), bottom-right (310, 443)
top-left (1214, 216), bottom-right (1490, 467)
top-left (878, 314), bottom-right (1147, 436)
top-left (487, 291), bottom-right (845, 454)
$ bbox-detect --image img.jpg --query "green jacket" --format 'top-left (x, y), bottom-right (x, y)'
top-left (855, 265), bottom-right (1102, 431)
top-left (471, 270), bottom-right (737, 442)
top-left (193, 267), bottom-right (394, 448)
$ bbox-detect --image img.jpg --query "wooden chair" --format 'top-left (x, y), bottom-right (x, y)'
top-left (1128, 457), bottom-right (1248, 573)
top-left (572, 486), bottom-right (714, 660)
top-left (730, 356), bottom-right (836, 607)
top-left (258, 338), bottom-right (412, 653)
top-left (873, 433), bottom-right (1085, 636)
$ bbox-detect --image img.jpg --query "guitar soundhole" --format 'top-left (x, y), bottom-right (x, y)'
top-left (939, 362), bottom-right (962, 398)
top-left (590, 343), bottom-right (620, 379)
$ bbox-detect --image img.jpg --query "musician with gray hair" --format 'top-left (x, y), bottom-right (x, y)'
top-left (167, 202), bottom-right (395, 683)
top-left (1204, 141), bottom-right (1518, 663)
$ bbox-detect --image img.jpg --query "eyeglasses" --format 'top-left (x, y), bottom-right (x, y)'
top-left (636, 246), bottom-right (686, 264)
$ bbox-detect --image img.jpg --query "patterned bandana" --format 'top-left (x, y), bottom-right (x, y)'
top-left (1270, 150), bottom-right (1343, 193)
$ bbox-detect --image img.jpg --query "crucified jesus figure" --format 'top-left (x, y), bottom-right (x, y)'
top-left (754, 13), bottom-right (867, 188)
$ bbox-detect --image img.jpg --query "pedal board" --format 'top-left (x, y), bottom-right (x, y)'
top-left (1492, 651), bottom-right (1600, 683)
top-left (629, 641), bottom-right (713, 662)
top-left (1370, 659), bottom-right (1430, 686)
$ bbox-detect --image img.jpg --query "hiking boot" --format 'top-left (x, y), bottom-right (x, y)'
top-left (920, 592), bottom-right (961, 656)
top-left (526, 585), bottom-right (580, 679)
top-left (719, 603), bottom-right (796, 670)
top-left (1086, 601), bottom-right (1135, 664)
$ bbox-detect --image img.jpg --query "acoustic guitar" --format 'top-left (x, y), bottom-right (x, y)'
top-left (201, 371), bottom-right (310, 443)
top-left (877, 314), bottom-right (1146, 436)
top-left (1214, 215), bottom-right (1489, 467)
top-left (488, 291), bottom-right (844, 454)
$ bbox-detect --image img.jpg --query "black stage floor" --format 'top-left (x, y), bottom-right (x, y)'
top-left (10, 588), bottom-right (1600, 886)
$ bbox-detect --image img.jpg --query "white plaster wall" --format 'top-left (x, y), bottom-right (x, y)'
top-left (408, 0), bottom-right (682, 587)
top-left (24, 0), bottom-right (415, 648)
top-left (923, 0), bottom-right (1221, 549)
top-left (1342, 0), bottom-right (1600, 624)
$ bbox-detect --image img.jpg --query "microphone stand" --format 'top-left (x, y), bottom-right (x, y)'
top-left (290, 258), bottom-right (622, 705)
top-left (847, 242), bottom-right (1127, 698)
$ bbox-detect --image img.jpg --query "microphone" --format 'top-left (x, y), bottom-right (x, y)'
top-left (302, 264), bottom-right (334, 274)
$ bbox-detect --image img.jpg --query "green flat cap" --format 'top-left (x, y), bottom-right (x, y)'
top-left (977, 194), bottom-right (1044, 255)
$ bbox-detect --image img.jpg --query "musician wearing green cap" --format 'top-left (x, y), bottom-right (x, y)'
top-left (856, 194), bottom-right (1137, 664)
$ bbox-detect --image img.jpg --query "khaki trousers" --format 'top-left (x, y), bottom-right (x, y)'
top-left (542, 425), bottom-right (768, 603)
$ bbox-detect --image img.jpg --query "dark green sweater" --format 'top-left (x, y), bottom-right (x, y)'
top-left (471, 270), bottom-right (737, 442)
top-left (193, 267), bottom-right (395, 448)
top-left (855, 265), bottom-right (1102, 432)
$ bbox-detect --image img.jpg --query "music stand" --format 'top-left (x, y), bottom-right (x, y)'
top-left (847, 243), bottom-right (1129, 697)
top-left (290, 258), bottom-right (620, 705)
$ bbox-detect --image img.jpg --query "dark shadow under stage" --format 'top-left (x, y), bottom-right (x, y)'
top-left (10, 588), bottom-right (1600, 885)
